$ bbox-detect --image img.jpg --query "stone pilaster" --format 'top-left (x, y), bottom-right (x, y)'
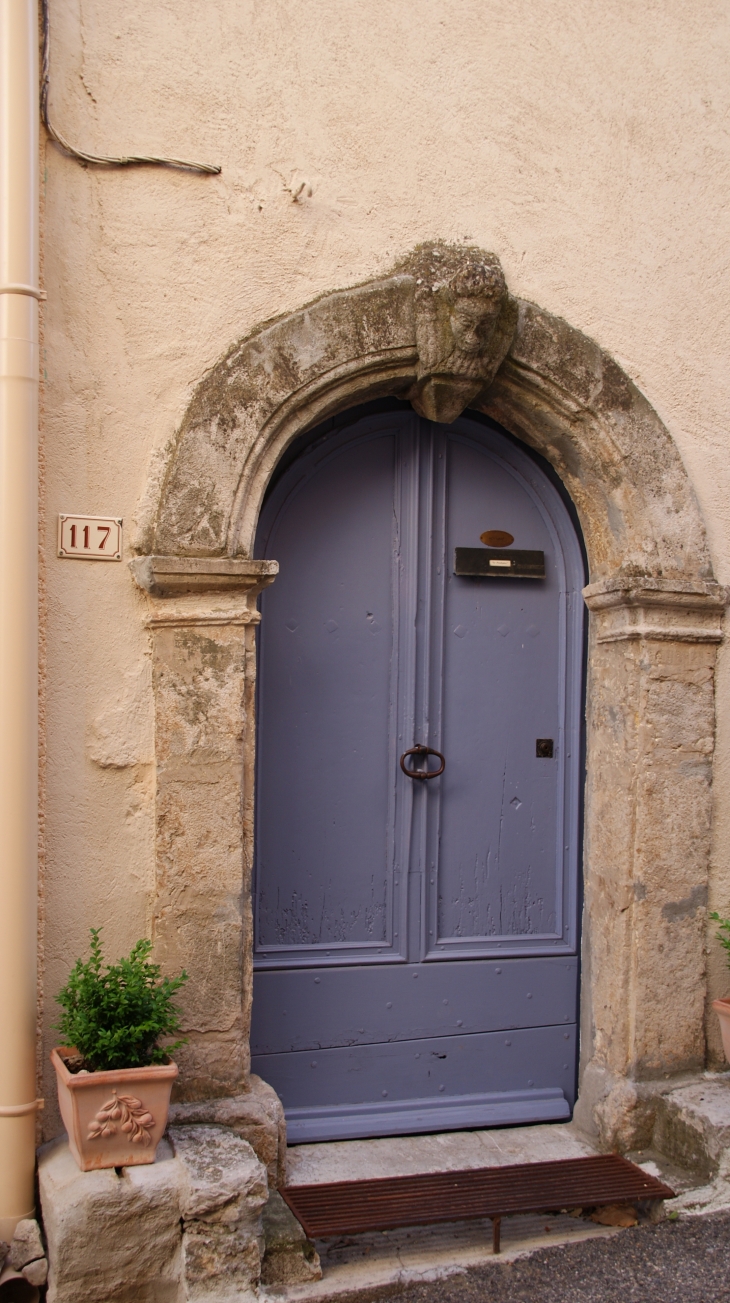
top-left (578, 577), bottom-right (726, 1146)
top-left (131, 558), bottom-right (277, 1100)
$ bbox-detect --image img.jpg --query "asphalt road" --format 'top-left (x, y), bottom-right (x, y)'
top-left (329, 1212), bottom-right (730, 1303)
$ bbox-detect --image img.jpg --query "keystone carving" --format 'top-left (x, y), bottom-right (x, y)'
top-left (403, 246), bottom-right (518, 424)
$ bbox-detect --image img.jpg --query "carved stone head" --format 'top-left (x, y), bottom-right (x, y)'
top-left (402, 245), bottom-right (517, 424)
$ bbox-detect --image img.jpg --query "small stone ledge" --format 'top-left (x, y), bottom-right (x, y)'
top-left (130, 555), bottom-right (278, 599)
top-left (583, 576), bottom-right (727, 604)
top-left (582, 575), bottom-right (727, 644)
top-left (38, 1125), bottom-right (268, 1303)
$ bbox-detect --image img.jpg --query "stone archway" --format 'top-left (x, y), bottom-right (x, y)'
top-left (132, 245), bottom-right (725, 1152)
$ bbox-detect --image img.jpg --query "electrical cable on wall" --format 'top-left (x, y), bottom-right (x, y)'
top-left (40, 0), bottom-right (221, 175)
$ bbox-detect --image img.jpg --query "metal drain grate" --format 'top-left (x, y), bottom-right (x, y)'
top-left (282, 1154), bottom-right (675, 1253)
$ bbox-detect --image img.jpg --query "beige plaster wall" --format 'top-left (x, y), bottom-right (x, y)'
top-left (40, 0), bottom-right (730, 1128)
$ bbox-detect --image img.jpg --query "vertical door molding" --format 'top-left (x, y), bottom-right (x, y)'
top-left (132, 558), bottom-right (276, 1098)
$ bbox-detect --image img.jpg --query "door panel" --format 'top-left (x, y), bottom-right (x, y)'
top-left (427, 430), bottom-right (580, 957)
top-left (250, 957), bottom-right (577, 1053)
top-left (255, 431), bottom-right (404, 961)
top-left (252, 410), bottom-right (584, 1141)
top-left (257, 1024), bottom-right (576, 1143)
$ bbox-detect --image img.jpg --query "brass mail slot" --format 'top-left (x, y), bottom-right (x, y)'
top-left (454, 548), bottom-right (546, 579)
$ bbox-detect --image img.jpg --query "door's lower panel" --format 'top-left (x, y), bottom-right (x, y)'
top-left (283, 1088), bottom-right (569, 1144)
top-left (251, 1023), bottom-right (577, 1144)
top-left (251, 957), bottom-right (578, 1052)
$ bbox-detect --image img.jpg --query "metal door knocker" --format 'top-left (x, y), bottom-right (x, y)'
top-left (400, 745), bottom-right (446, 780)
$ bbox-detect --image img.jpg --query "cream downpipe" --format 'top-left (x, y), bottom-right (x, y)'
top-left (0, 0), bottom-right (39, 1241)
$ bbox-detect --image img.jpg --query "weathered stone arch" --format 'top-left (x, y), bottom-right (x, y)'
top-left (137, 252), bottom-right (710, 587)
top-left (133, 247), bottom-right (725, 1155)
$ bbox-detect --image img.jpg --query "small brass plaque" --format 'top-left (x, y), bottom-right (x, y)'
top-left (454, 548), bottom-right (546, 579)
top-left (480, 530), bottom-right (514, 548)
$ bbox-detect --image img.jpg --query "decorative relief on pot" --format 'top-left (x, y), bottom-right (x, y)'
top-left (402, 245), bottom-right (518, 425)
top-left (87, 1089), bottom-right (155, 1146)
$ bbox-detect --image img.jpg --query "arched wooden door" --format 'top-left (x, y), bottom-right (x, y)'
top-left (251, 409), bottom-right (585, 1143)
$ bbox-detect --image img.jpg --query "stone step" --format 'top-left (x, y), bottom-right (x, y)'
top-left (265, 1120), bottom-right (640, 1301)
top-left (652, 1073), bottom-right (730, 1180)
top-left (625, 1071), bottom-right (730, 1219)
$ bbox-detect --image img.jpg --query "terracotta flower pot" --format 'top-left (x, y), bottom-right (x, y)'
top-left (712, 998), bottom-right (730, 1064)
top-left (51, 1047), bottom-right (178, 1171)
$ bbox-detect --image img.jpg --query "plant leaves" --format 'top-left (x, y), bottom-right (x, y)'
top-left (54, 929), bottom-right (188, 1072)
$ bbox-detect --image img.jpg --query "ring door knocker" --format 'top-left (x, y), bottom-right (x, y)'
top-left (399, 744), bottom-right (446, 780)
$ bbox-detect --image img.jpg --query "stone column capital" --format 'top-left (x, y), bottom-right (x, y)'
top-left (130, 555), bottom-right (278, 628)
top-left (582, 575), bottom-right (728, 644)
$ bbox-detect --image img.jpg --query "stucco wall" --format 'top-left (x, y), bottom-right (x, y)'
top-left (40, 0), bottom-right (730, 1132)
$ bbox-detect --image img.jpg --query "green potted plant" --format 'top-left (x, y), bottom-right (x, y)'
top-left (710, 910), bottom-right (730, 1062)
top-left (51, 929), bottom-right (188, 1171)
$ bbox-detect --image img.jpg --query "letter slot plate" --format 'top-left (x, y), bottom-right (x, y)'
top-left (454, 548), bottom-right (545, 579)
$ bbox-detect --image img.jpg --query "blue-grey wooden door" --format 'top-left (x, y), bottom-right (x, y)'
top-left (251, 410), bottom-right (584, 1143)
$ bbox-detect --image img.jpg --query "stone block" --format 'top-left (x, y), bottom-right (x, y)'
top-left (168, 1075), bottom-right (286, 1187)
top-left (7, 1220), bottom-right (44, 1271)
top-left (574, 1063), bottom-right (658, 1152)
top-left (39, 1137), bottom-right (184, 1303)
top-left (22, 1257), bottom-right (49, 1287)
top-left (39, 1126), bottom-right (268, 1302)
top-left (170, 1124), bottom-right (268, 1300)
top-left (260, 1191), bottom-right (322, 1286)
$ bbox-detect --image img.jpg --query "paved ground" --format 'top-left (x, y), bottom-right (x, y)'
top-left (281, 1119), bottom-right (730, 1303)
top-left (320, 1212), bottom-right (730, 1303)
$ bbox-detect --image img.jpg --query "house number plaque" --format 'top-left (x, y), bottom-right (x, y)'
top-left (58, 514), bottom-right (123, 561)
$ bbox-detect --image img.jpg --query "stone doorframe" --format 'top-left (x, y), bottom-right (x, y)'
top-left (131, 245), bottom-right (726, 1151)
